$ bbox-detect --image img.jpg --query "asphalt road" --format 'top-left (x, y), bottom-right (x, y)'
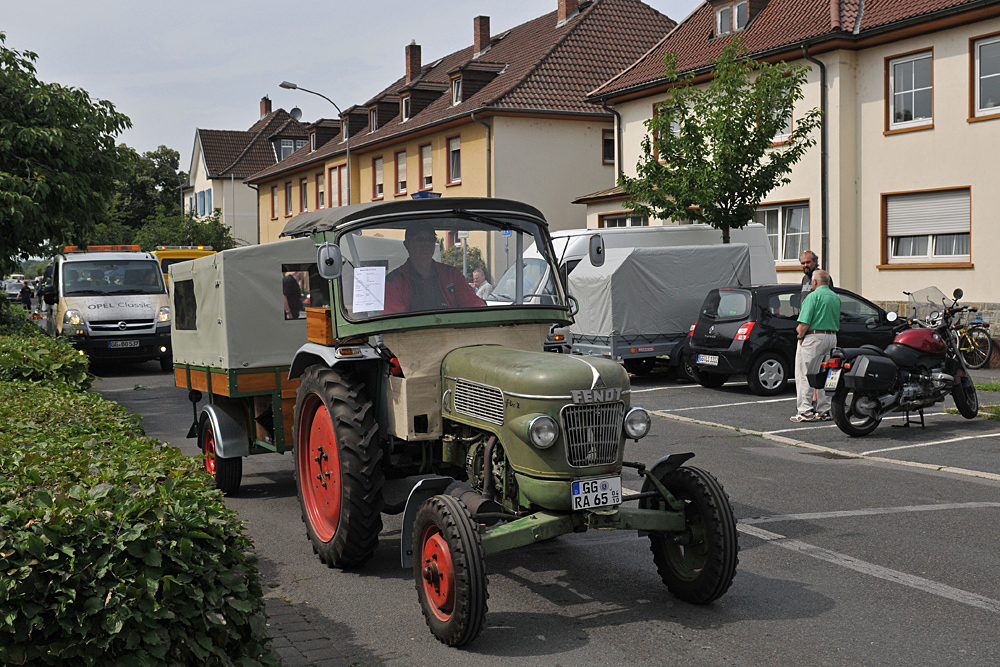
top-left (93, 360), bottom-right (1000, 667)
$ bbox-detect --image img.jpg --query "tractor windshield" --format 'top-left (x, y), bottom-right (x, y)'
top-left (335, 213), bottom-right (565, 321)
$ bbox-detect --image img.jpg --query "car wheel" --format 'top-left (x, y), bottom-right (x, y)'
top-left (747, 351), bottom-right (789, 396)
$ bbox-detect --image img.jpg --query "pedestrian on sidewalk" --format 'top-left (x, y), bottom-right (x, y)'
top-left (792, 270), bottom-right (839, 422)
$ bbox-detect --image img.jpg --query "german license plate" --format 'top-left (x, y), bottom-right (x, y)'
top-left (697, 354), bottom-right (719, 366)
top-left (109, 340), bottom-right (139, 349)
top-left (824, 368), bottom-right (842, 390)
top-left (571, 476), bottom-right (622, 510)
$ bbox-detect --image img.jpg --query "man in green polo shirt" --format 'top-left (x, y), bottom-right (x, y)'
top-left (792, 270), bottom-right (840, 422)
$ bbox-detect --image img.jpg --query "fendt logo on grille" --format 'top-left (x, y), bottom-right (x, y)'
top-left (571, 388), bottom-right (622, 404)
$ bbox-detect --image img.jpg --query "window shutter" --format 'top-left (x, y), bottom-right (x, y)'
top-left (886, 190), bottom-right (970, 236)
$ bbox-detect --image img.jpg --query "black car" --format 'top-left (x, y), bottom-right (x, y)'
top-left (685, 285), bottom-right (898, 395)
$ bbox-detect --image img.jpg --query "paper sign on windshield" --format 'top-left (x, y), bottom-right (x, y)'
top-left (353, 266), bottom-right (386, 311)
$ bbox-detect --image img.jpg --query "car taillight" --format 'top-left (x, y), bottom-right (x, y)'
top-left (688, 321), bottom-right (697, 337)
top-left (734, 322), bottom-right (755, 341)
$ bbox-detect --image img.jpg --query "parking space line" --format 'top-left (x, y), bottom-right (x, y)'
top-left (861, 431), bottom-right (1000, 456)
top-left (668, 397), bottom-right (796, 412)
top-left (765, 411), bottom-right (949, 435)
top-left (630, 384), bottom-right (702, 393)
top-left (741, 502), bottom-right (1000, 525)
top-left (738, 524), bottom-right (1000, 614)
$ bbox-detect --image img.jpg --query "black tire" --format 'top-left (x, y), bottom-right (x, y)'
top-left (691, 366), bottom-right (729, 389)
top-left (960, 328), bottom-right (993, 370)
top-left (293, 364), bottom-right (384, 568)
top-left (952, 374), bottom-right (979, 419)
top-left (645, 466), bottom-right (738, 604)
top-left (199, 413), bottom-right (243, 496)
top-left (159, 354), bottom-right (172, 372)
top-left (746, 351), bottom-right (789, 396)
top-left (413, 495), bottom-right (488, 647)
top-left (624, 357), bottom-right (656, 376)
top-left (830, 386), bottom-right (881, 436)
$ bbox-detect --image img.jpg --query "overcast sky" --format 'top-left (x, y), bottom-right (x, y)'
top-left (2, 0), bottom-right (701, 172)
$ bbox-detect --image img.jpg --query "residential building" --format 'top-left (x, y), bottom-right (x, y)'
top-left (185, 97), bottom-right (308, 245)
top-left (247, 0), bottom-right (677, 245)
top-left (587, 0), bottom-right (1000, 307)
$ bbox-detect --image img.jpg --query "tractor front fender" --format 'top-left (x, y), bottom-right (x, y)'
top-left (400, 476), bottom-right (454, 569)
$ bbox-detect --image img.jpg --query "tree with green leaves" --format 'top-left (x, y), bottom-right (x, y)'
top-left (132, 207), bottom-right (238, 252)
top-left (110, 144), bottom-right (187, 229)
top-left (0, 33), bottom-right (131, 272)
top-left (622, 39), bottom-right (821, 243)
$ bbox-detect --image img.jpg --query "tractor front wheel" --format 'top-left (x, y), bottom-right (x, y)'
top-left (413, 494), bottom-right (488, 647)
top-left (293, 365), bottom-right (383, 568)
top-left (646, 466), bottom-right (738, 604)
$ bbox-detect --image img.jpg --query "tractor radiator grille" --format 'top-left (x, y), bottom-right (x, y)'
top-left (561, 402), bottom-right (625, 467)
top-left (453, 379), bottom-right (504, 425)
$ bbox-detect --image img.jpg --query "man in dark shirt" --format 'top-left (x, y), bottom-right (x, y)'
top-left (383, 226), bottom-right (484, 314)
top-left (800, 250), bottom-right (833, 296)
top-left (283, 272), bottom-right (304, 319)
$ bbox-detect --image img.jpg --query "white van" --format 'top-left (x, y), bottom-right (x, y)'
top-left (42, 246), bottom-right (173, 370)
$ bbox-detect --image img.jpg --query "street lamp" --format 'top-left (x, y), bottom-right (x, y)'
top-left (280, 81), bottom-right (351, 205)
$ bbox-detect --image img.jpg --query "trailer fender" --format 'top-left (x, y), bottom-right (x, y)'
top-left (200, 403), bottom-right (249, 459)
top-left (288, 342), bottom-right (381, 380)
top-left (400, 476), bottom-right (454, 569)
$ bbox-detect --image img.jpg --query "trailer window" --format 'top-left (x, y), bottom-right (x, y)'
top-left (174, 280), bottom-right (197, 330)
top-left (282, 263), bottom-right (321, 320)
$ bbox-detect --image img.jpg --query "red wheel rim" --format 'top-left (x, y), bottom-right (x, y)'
top-left (420, 525), bottom-right (455, 621)
top-left (298, 394), bottom-right (342, 542)
top-left (203, 427), bottom-right (216, 475)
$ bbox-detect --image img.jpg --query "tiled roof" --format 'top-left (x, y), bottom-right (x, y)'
top-left (591, 0), bottom-right (995, 100)
top-left (572, 184), bottom-right (627, 203)
top-left (246, 0), bottom-right (676, 183)
top-left (197, 110), bottom-right (309, 180)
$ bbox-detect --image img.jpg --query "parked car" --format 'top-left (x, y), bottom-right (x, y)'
top-left (685, 285), bottom-right (899, 396)
top-left (4, 279), bottom-right (24, 302)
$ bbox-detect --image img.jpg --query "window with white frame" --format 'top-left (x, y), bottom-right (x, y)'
top-left (715, 1), bottom-right (747, 37)
top-left (602, 130), bottom-right (615, 164)
top-left (420, 144), bottom-right (432, 189)
top-left (310, 133), bottom-right (317, 151)
top-left (395, 150), bottom-right (407, 195)
top-left (754, 203), bottom-right (810, 262)
top-left (295, 140), bottom-right (306, 151)
top-left (329, 168), bottom-right (340, 208)
top-left (300, 178), bottom-right (308, 212)
top-left (369, 108), bottom-right (378, 132)
top-left (974, 35), bottom-right (1000, 117)
top-left (317, 173), bottom-right (325, 208)
top-left (451, 77), bottom-right (463, 106)
top-left (279, 139), bottom-right (294, 160)
top-left (885, 189), bottom-right (970, 263)
top-left (600, 213), bottom-right (648, 228)
top-left (373, 157), bottom-right (384, 199)
top-left (401, 95), bottom-right (411, 122)
top-left (285, 182), bottom-right (293, 215)
top-left (447, 137), bottom-right (461, 183)
top-left (889, 51), bottom-right (933, 130)
top-left (773, 106), bottom-right (793, 143)
top-left (339, 165), bottom-right (348, 206)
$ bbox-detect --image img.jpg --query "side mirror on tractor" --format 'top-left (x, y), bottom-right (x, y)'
top-left (316, 243), bottom-right (343, 281)
top-left (588, 234), bottom-right (605, 267)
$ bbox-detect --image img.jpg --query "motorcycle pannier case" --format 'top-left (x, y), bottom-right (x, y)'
top-left (844, 355), bottom-right (897, 392)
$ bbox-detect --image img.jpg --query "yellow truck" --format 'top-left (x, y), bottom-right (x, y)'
top-left (152, 246), bottom-right (215, 286)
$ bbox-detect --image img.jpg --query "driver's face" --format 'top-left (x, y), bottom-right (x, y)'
top-left (405, 231), bottom-right (437, 259)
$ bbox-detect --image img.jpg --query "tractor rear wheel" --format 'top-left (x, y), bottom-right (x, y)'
top-left (413, 494), bottom-right (488, 647)
top-left (646, 466), bottom-right (738, 604)
top-left (293, 365), bottom-right (383, 568)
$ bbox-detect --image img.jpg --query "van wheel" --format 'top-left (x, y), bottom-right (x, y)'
top-left (747, 351), bottom-right (788, 396)
top-left (294, 365), bottom-right (384, 568)
top-left (159, 355), bottom-right (172, 372)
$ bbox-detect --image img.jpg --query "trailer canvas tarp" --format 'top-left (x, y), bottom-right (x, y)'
top-left (569, 245), bottom-right (751, 338)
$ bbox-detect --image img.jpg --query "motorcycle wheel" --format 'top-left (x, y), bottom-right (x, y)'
top-left (831, 386), bottom-right (882, 437)
top-left (952, 374), bottom-right (979, 419)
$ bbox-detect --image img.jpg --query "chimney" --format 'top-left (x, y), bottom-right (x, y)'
top-left (474, 15), bottom-right (490, 55)
top-left (558, 0), bottom-right (580, 25)
top-left (260, 96), bottom-right (272, 118)
top-left (406, 40), bottom-right (421, 83)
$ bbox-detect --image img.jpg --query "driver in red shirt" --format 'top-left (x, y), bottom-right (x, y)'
top-left (383, 225), bottom-right (484, 314)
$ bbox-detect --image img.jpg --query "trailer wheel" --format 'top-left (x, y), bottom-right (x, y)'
top-left (646, 466), bottom-right (738, 604)
top-left (199, 413), bottom-right (242, 495)
top-left (624, 357), bottom-right (656, 376)
top-left (294, 365), bottom-right (383, 568)
top-left (413, 494), bottom-right (488, 647)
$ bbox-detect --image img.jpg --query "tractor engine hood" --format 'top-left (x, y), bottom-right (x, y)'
top-left (442, 345), bottom-right (629, 405)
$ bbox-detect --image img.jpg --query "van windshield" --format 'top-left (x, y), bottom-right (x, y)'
top-left (62, 260), bottom-right (165, 296)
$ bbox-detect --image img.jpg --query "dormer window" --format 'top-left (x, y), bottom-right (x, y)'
top-left (279, 139), bottom-right (294, 160)
top-left (369, 107), bottom-right (378, 132)
top-left (716, 1), bottom-right (748, 36)
top-left (401, 95), bottom-right (411, 122)
top-left (309, 133), bottom-right (317, 152)
top-left (451, 77), bottom-right (463, 106)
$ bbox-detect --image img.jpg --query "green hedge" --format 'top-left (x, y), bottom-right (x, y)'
top-left (0, 304), bottom-right (93, 390)
top-left (0, 380), bottom-right (277, 666)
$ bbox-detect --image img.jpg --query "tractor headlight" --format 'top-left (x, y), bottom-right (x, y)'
top-left (63, 309), bottom-right (84, 326)
top-left (623, 407), bottom-right (651, 440)
top-left (157, 306), bottom-right (171, 323)
top-left (527, 415), bottom-right (559, 449)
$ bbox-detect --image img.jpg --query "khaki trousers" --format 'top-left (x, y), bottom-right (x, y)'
top-left (795, 332), bottom-right (837, 415)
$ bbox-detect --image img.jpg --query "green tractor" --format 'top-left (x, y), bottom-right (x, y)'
top-left (283, 198), bottom-right (738, 646)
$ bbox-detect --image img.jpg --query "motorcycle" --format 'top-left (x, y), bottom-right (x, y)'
top-left (811, 287), bottom-right (979, 437)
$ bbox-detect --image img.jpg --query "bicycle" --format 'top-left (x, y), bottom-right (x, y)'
top-left (954, 314), bottom-right (993, 369)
